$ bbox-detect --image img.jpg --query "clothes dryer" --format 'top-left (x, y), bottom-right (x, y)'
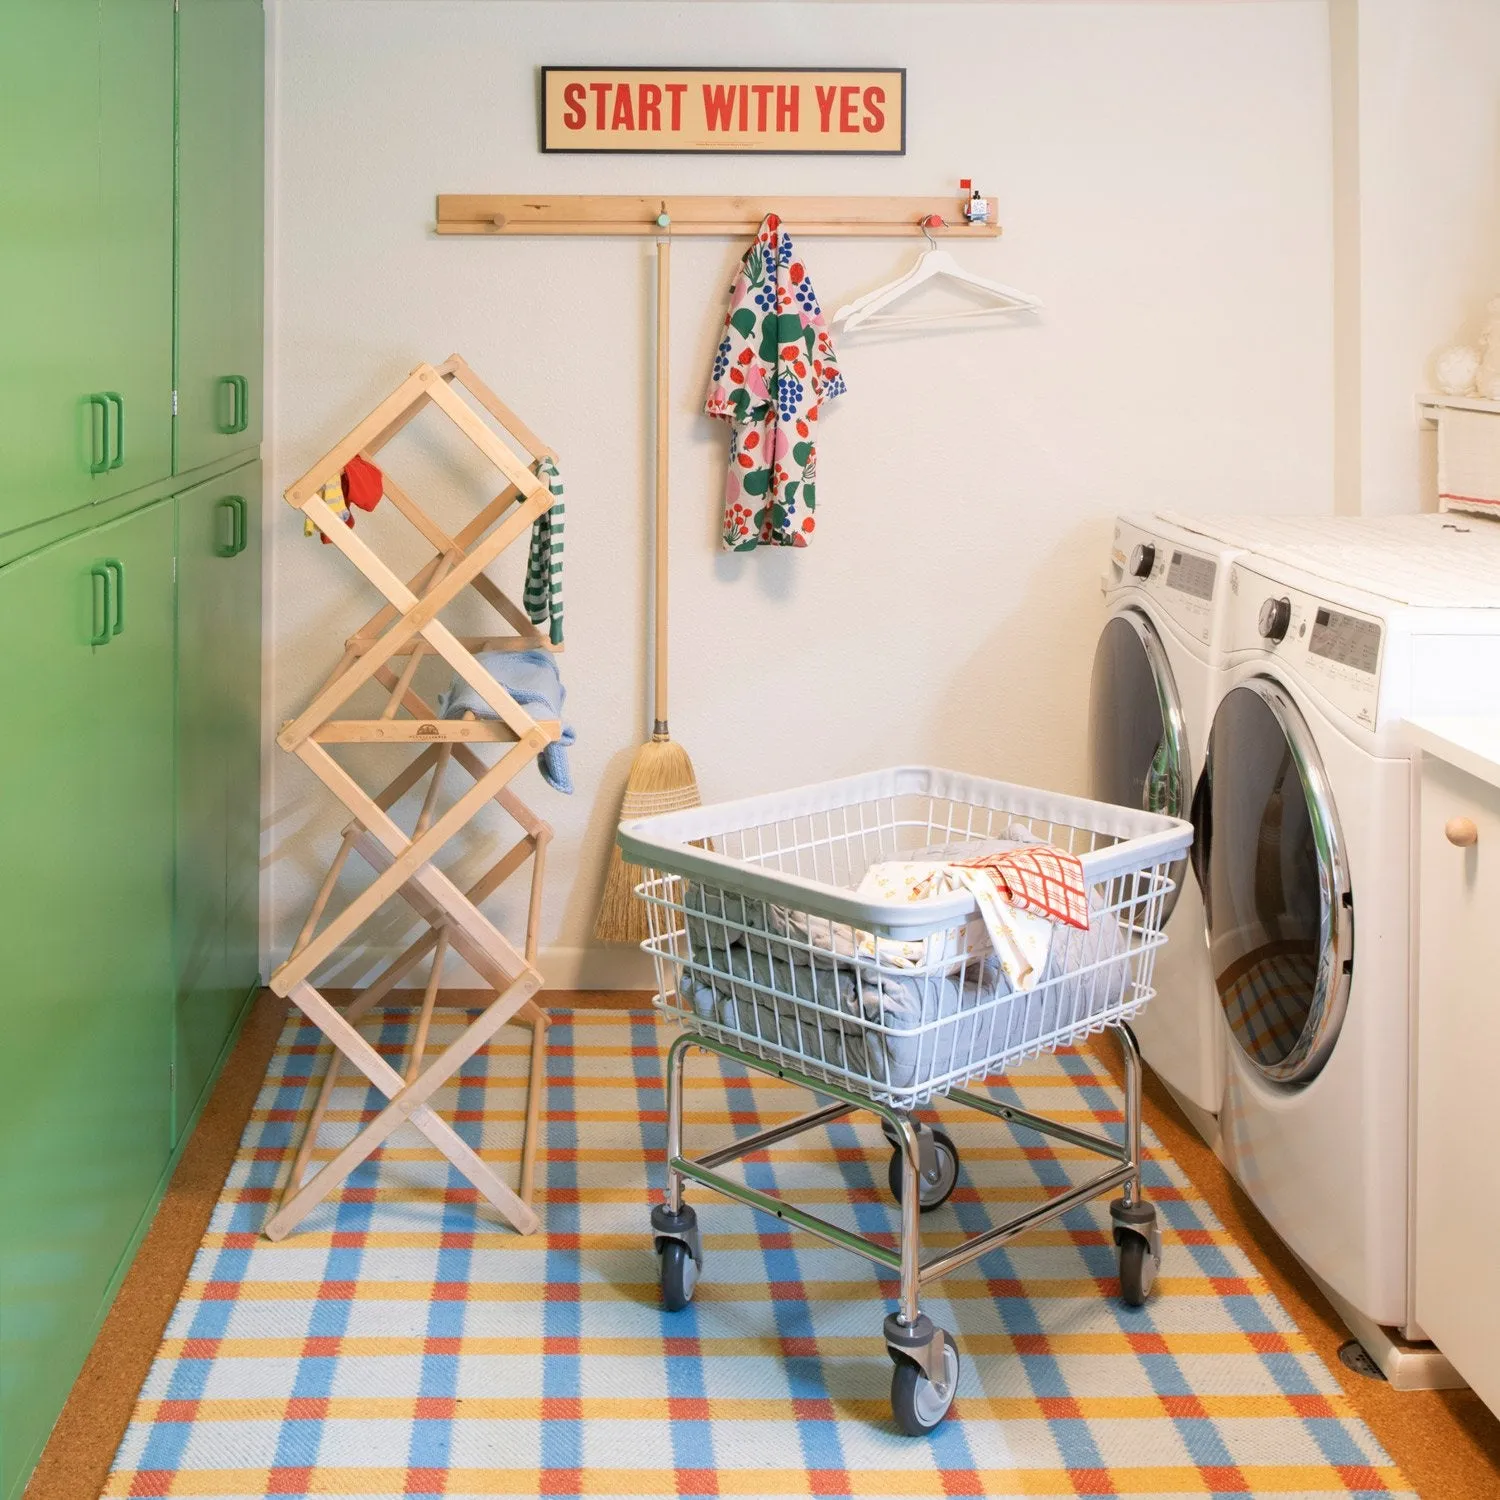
top-left (1200, 550), bottom-right (1500, 1330)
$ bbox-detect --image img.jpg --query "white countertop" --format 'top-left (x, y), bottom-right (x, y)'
top-left (1405, 716), bottom-right (1500, 791)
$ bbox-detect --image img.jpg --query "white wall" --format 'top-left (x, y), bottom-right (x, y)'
top-left (1332, 0), bottom-right (1500, 516)
top-left (267, 0), bottom-right (1335, 988)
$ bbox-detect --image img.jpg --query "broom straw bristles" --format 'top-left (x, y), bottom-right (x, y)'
top-left (594, 737), bottom-right (701, 944)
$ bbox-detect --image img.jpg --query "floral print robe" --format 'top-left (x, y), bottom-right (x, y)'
top-left (706, 214), bottom-right (846, 549)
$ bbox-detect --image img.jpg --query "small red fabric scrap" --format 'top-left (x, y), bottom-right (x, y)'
top-left (341, 453), bottom-right (384, 512)
top-left (957, 845), bottom-right (1090, 930)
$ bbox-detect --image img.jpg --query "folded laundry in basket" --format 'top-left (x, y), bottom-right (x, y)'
top-left (857, 861), bottom-right (1052, 991)
top-left (855, 841), bottom-right (1088, 994)
top-left (437, 648), bottom-right (575, 794)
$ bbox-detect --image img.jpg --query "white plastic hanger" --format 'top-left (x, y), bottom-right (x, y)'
top-left (831, 222), bottom-right (1041, 332)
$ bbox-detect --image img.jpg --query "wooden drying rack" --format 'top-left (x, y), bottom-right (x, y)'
top-left (435, 193), bottom-right (1002, 238)
top-left (267, 355), bottom-right (560, 1243)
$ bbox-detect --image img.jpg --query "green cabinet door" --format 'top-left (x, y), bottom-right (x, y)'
top-left (173, 459), bottom-right (260, 1137)
top-left (221, 461), bottom-right (263, 1006)
top-left (176, 0), bottom-right (265, 473)
top-left (0, 502), bottom-right (176, 1500)
top-left (96, 0), bottom-right (176, 501)
top-left (0, 518), bottom-right (106, 1500)
top-left (174, 477), bottom-right (232, 1138)
top-left (0, 0), bottom-right (174, 541)
top-left (0, 0), bottom-right (105, 533)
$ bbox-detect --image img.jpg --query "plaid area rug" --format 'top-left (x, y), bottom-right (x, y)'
top-left (106, 1009), bottom-right (1411, 1499)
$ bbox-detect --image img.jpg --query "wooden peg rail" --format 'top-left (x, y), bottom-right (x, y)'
top-left (435, 194), bottom-right (1002, 239)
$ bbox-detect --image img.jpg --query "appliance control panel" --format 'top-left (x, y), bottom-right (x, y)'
top-left (1110, 519), bottom-right (1216, 645)
top-left (1226, 563), bottom-right (1383, 728)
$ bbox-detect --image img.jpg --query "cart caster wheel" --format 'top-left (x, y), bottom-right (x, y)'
top-left (888, 1127), bottom-right (959, 1212)
top-left (658, 1239), bottom-right (699, 1312)
top-left (890, 1342), bottom-right (960, 1435)
top-left (1116, 1231), bottom-right (1157, 1307)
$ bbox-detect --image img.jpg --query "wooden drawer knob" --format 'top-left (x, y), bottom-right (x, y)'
top-left (1445, 816), bottom-right (1479, 848)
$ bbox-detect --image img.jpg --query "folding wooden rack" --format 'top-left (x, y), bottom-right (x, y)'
top-left (266, 354), bottom-right (562, 1242)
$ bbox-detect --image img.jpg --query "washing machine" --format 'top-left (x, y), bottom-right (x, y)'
top-left (1200, 546), bottom-right (1500, 1332)
top-left (1089, 515), bottom-right (1242, 1116)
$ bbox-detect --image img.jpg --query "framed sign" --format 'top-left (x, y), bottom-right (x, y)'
top-left (541, 67), bottom-right (906, 155)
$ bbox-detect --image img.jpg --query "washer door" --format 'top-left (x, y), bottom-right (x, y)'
top-left (1089, 609), bottom-right (1190, 919)
top-left (1199, 678), bottom-right (1353, 1086)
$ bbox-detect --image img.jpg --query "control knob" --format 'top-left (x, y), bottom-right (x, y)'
top-left (1258, 595), bottom-right (1292, 643)
top-left (1128, 542), bottom-right (1156, 579)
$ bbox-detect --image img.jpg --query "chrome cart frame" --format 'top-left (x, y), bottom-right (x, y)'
top-left (650, 1022), bottom-right (1161, 1426)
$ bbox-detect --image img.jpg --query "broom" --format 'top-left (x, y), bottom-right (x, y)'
top-left (595, 235), bottom-right (701, 943)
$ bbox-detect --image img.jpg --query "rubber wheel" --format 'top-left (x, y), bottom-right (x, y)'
top-left (1117, 1231), bottom-right (1157, 1308)
top-left (887, 1127), bottom-right (959, 1212)
top-left (659, 1240), bottom-right (699, 1312)
top-left (890, 1341), bottom-right (961, 1435)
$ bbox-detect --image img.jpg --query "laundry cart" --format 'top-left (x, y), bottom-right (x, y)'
top-left (618, 766), bottom-right (1193, 1434)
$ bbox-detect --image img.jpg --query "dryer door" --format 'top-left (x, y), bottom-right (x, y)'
top-left (1199, 678), bottom-right (1353, 1086)
top-left (1089, 608), bottom-right (1190, 919)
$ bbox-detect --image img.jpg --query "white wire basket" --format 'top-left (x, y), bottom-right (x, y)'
top-left (618, 766), bottom-right (1194, 1111)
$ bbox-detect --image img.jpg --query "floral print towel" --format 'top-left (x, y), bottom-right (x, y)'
top-left (706, 213), bottom-right (846, 549)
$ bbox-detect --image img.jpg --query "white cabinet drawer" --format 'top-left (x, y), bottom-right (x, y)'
top-left (1415, 755), bottom-right (1500, 1414)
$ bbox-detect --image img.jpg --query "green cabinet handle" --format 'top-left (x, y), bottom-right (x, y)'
top-left (217, 496), bottom-right (239, 557)
top-left (105, 391), bottom-right (125, 469)
top-left (230, 495), bottom-right (248, 554)
top-left (88, 394), bottom-right (111, 475)
top-left (216, 375), bottom-right (237, 435)
top-left (216, 376), bottom-right (251, 436)
top-left (104, 558), bottom-right (124, 635)
top-left (89, 563), bottom-right (113, 646)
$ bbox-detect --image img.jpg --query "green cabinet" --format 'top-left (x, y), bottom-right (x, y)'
top-left (0, 0), bottom-right (174, 539)
top-left (0, 501), bottom-right (176, 1500)
top-left (0, 1), bottom-right (263, 1489)
top-left (174, 459), bottom-right (262, 1137)
top-left (176, 0), bottom-right (265, 473)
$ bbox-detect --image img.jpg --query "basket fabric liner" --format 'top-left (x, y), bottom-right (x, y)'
top-left (676, 872), bottom-right (1134, 1100)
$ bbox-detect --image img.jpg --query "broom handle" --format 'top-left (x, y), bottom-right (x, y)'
top-left (653, 236), bottom-right (671, 737)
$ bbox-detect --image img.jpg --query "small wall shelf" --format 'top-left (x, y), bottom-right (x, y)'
top-left (1417, 391), bottom-right (1500, 425)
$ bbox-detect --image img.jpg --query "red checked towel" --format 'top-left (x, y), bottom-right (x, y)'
top-left (957, 845), bottom-right (1091, 931)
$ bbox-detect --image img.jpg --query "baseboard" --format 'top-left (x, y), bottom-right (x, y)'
top-left (536, 944), bottom-right (655, 989)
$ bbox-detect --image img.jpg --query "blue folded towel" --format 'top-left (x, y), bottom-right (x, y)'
top-left (437, 649), bottom-right (575, 794)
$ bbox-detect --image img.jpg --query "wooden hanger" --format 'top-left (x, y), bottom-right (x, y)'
top-left (831, 222), bottom-right (1040, 332)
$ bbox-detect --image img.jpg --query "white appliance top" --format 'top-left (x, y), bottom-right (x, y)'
top-left (1221, 553), bottom-right (1500, 744)
top-left (1107, 513), bottom-right (1243, 649)
top-left (1157, 511), bottom-right (1500, 609)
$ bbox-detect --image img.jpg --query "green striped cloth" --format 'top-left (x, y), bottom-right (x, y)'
top-left (524, 456), bottom-right (564, 646)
